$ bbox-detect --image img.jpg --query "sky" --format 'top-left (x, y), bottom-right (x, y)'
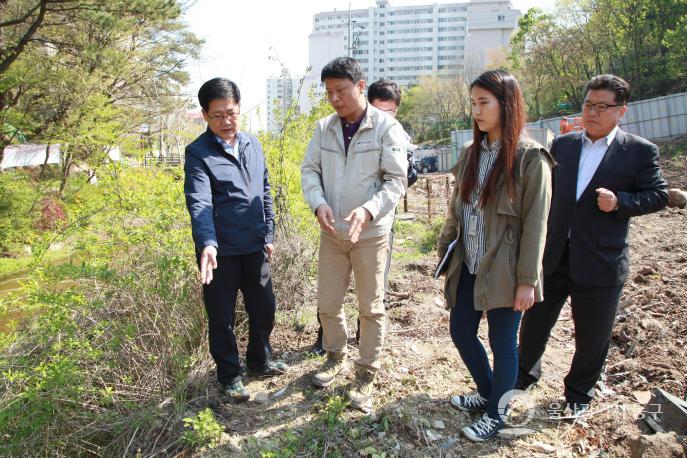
top-left (183, 0), bottom-right (557, 131)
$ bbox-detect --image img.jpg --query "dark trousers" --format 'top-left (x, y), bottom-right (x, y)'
top-left (451, 264), bottom-right (522, 420)
top-left (518, 245), bottom-right (623, 404)
top-left (201, 250), bottom-right (276, 385)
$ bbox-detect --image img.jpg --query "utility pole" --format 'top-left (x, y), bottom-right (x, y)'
top-left (347, 2), bottom-right (352, 57)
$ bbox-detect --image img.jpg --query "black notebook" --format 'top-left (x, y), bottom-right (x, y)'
top-left (433, 239), bottom-right (457, 279)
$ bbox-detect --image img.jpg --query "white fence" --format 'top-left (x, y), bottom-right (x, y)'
top-left (1, 144), bottom-right (121, 170)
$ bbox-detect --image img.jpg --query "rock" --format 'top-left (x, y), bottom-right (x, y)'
top-left (628, 432), bottom-right (685, 458)
top-left (500, 427), bottom-right (536, 438)
top-left (432, 420), bottom-right (446, 430)
top-left (633, 390), bottom-right (652, 404)
top-left (425, 429), bottom-right (441, 442)
top-left (638, 266), bottom-right (657, 276)
top-left (529, 442), bottom-right (556, 454)
top-left (272, 386), bottom-right (288, 398)
top-left (253, 392), bottom-right (269, 404)
top-left (668, 188), bottom-right (687, 209)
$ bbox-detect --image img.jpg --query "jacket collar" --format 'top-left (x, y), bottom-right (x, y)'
top-left (325, 101), bottom-right (375, 153)
top-left (202, 128), bottom-right (251, 152)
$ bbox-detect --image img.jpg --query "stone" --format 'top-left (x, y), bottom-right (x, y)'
top-left (530, 442), bottom-right (556, 454)
top-left (432, 420), bottom-right (446, 430)
top-left (628, 432), bottom-right (684, 458)
top-left (425, 429), bottom-right (441, 442)
top-left (667, 188), bottom-right (687, 209)
top-left (253, 392), bottom-right (269, 404)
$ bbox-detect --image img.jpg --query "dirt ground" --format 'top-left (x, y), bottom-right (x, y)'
top-left (197, 146), bottom-right (687, 457)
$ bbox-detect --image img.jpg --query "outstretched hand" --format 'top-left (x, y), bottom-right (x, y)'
top-left (344, 207), bottom-right (372, 243)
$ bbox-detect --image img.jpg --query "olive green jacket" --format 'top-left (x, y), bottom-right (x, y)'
top-left (437, 137), bottom-right (554, 311)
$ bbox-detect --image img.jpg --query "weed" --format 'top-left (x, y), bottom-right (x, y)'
top-left (182, 408), bottom-right (224, 450)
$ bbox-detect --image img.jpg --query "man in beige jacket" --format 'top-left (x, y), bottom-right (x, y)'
top-left (301, 57), bottom-right (407, 412)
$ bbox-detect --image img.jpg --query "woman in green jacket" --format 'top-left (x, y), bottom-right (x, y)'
top-left (437, 70), bottom-right (553, 441)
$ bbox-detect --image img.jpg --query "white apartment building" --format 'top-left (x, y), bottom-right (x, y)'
top-left (266, 0), bottom-right (519, 131)
top-left (266, 68), bottom-right (297, 133)
top-left (301, 0), bottom-right (519, 95)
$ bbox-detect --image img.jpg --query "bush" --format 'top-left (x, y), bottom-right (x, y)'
top-left (182, 408), bottom-right (224, 450)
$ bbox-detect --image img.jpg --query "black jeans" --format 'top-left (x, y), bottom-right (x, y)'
top-left (201, 250), bottom-right (276, 385)
top-left (518, 245), bottom-right (623, 404)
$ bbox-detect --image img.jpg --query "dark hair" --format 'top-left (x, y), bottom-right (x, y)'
top-left (320, 57), bottom-right (365, 83)
top-left (460, 69), bottom-right (527, 207)
top-left (197, 78), bottom-right (241, 112)
top-left (368, 79), bottom-right (401, 105)
top-left (585, 74), bottom-right (630, 105)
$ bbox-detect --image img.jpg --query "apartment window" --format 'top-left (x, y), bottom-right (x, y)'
top-left (498, 15), bottom-right (505, 21)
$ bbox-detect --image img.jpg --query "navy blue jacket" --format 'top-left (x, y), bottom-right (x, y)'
top-left (184, 129), bottom-right (274, 256)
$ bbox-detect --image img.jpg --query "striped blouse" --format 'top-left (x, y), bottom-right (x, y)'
top-left (462, 137), bottom-right (502, 275)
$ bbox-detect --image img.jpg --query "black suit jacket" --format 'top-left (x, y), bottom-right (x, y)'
top-left (543, 129), bottom-right (668, 287)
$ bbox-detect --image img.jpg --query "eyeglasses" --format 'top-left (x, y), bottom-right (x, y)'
top-left (582, 102), bottom-right (623, 113)
top-left (381, 108), bottom-right (397, 115)
top-left (207, 112), bottom-right (240, 121)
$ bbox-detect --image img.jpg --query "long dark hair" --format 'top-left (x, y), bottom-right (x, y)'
top-left (460, 70), bottom-right (527, 207)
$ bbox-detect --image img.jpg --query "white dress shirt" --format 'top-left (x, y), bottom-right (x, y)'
top-left (576, 126), bottom-right (618, 200)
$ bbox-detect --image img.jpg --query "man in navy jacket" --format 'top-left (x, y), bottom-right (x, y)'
top-left (184, 78), bottom-right (287, 402)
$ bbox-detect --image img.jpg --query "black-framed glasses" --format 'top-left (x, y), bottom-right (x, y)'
top-left (207, 112), bottom-right (240, 121)
top-left (582, 102), bottom-right (623, 113)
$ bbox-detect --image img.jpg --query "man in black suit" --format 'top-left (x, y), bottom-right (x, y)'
top-left (517, 74), bottom-right (669, 415)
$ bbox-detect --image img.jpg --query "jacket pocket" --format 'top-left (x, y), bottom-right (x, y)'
top-left (598, 235), bottom-right (628, 248)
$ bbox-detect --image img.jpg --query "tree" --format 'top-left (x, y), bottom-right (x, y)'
top-left (0, 0), bottom-right (201, 188)
top-left (397, 75), bottom-right (471, 142)
top-left (508, 1), bottom-right (687, 118)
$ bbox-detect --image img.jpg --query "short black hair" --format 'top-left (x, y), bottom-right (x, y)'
top-left (320, 57), bottom-right (365, 83)
top-left (368, 79), bottom-right (401, 106)
top-left (585, 74), bottom-right (630, 105)
top-left (197, 78), bottom-right (241, 112)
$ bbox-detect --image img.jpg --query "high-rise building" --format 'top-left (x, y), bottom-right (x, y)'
top-left (266, 68), bottom-right (298, 133)
top-left (305, 0), bottom-right (519, 87)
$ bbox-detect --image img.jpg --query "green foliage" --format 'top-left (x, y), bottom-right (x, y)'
top-left (0, 0), bottom-right (202, 193)
top-left (508, 1), bottom-right (687, 118)
top-left (0, 164), bottom-right (206, 455)
top-left (394, 218), bottom-right (444, 255)
top-left (259, 89), bottom-right (333, 241)
top-left (0, 171), bottom-right (38, 255)
top-left (182, 408), bottom-right (224, 450)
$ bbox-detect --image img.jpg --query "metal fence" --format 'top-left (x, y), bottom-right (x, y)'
top-left (451, 91), bottom-right (687, 150)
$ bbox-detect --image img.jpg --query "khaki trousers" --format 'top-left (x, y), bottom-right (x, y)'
top-left (317, 232), bottom-right (388, 371)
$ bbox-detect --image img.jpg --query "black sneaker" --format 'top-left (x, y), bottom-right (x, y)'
top-left (219, 381), bottom-right (250, 402)
top-left (450, 392), bottom-right (488, 412)
top-left (247, 360), bottom-right (289, 377)
top-left (462, 413), bottom-right (503, 442)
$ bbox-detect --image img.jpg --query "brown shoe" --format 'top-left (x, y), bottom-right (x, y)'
top-left (347, 368), bottom-right (375, 413)
top-left (311, 352), bottom-right (349, 388)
